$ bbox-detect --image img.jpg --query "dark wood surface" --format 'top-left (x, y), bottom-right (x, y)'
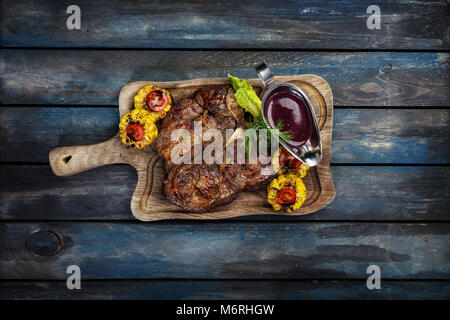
top-left (2, 0), bottom-right (448, 50)
top-left (0, 0), bottom-right (449, 300)
top-left (1, 108), bottom-right (448, 163)
top-left (1, 165), bottom-right (448, 221)
top-left (1, 222), bottom-right (449, 280)
top-left (1, 51), bottom-right (449, 106)
top-left (1, 280), bottom-right (449, 300)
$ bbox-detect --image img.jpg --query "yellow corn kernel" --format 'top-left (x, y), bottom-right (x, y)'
top-left (119, 109), bottom-right (158, 149)
top-left (267, 173), bottom-right (307, 213)
top-left (134, 85), bottom-right (172, 121)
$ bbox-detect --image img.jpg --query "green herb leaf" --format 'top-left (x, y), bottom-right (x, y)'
top-left (242, 118), bottom-right (293, 158)
top-left (274, 120), bottom-right (293, 142)
top-left (228, 74), bottom-right (262, 118)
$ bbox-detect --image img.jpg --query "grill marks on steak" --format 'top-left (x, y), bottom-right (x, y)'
top-left (163, 161), bottom-right (272, 212)
top-left (163, 164), bottom-right (231, 212)
top-left (155, 86), bottom-right (241, 165)
top-left (155, 98), bottom-right (204, 163)
top-left (155, 86), bottom-right (273, 212)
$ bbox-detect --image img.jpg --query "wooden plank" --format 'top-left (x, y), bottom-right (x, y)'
top-left (0, 222), bottom-right (448, 279)
top-left (1, 0), bottom-right (448, 50)
top-left (0, 107), bottom-right (118, 163)
top-left (0, 165), bottom-right (136, 220)
top-left (1, 280), bottom-right (449, 300)
top-left (0, 50), bottom-right (449, 106)
top-left (1, 165), bottom-right (448, 221)
top-left (333, 109), bottom-right (449, 164)
top-left (1, 107), bottom-right (448, 164)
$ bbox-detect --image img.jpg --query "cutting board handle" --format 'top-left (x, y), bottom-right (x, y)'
top-left (49, 135), bottom-right (129, 177)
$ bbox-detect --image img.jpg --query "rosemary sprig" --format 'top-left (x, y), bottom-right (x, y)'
top-left (246, 117), bottom-right (293, 143)
top-left (272, 120), bottom-right (294, 143)
top-left (242, 117), bottom-right (293, 158)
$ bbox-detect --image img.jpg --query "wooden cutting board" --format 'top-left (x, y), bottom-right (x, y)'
top-left (49, 75), bottom-right (335, 221)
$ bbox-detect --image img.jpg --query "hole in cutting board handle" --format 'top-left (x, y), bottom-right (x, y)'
top-left (62, 155), bottom-right (72, 164)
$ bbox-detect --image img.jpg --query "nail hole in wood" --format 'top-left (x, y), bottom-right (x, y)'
top-left (381, 63), bottom-right (393, 74)
top-left (62, 155), bottom-right (72, 164)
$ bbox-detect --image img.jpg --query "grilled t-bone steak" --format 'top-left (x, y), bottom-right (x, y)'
top-left (154, 86), bottom-right (274, 212)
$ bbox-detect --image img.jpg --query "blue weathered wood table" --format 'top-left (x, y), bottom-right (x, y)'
top-left (0, 0), bottom-right (449, 299)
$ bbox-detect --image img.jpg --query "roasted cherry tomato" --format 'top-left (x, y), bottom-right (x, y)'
top-left (276, 188), bottom-right (297, 205)
top-left (289, 158), bottom-right (302, 169)
top-left (146, 90), bottom-right (169, 112)
top-left (126, 123), bottom-right (145, 141)
top-left (279, 148), bottom-right (302, 169)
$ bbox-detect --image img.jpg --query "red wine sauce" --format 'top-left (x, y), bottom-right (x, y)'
top-left (264, 86), bottom-right (311, 147)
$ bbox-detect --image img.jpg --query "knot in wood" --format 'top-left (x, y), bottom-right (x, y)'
top-left (26, 230), bottom-right (62, 257)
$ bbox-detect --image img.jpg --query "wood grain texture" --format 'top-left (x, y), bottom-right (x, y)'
top-left (1, 222), bottom-right (449, 280)
top-left (1, 0), bottom-right (449, 298)
top-left (332, 109), bottom-right (450, 164)
top-left (1, 166), bottom-right (448, 221)
top-left (1, 280), bottom-right (449, 300)
top-left (47, 75), bottom-right (334, 221)
top-left (1, 50), bottom-right (449, 106)
top-left (1, 107), bottom-right (448, 164)
top-left (1, 0), bottom-right (449, 50)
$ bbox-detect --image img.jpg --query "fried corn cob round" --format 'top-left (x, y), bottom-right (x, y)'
top-left (267, 173), bottom-right (307, 213)
top-left (293, 163), bottom-right (310, 178)
top-left (134, 85), bottom-right (172, 121)
top-left (119, 109), bottom-right (158, 149)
